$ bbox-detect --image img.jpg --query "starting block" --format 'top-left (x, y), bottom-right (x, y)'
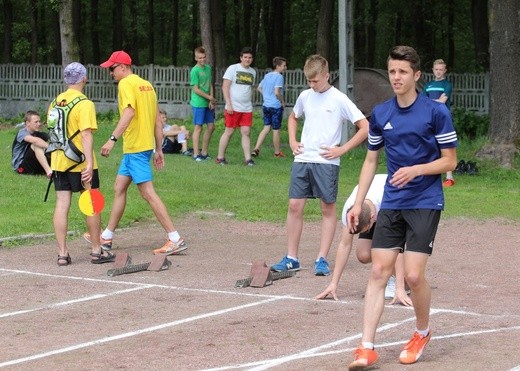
top-left (106, 253), bottom-right (171, 277)
top-left (235, 260), bottom-right (296, 288)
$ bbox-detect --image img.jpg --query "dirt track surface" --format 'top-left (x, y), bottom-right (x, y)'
top-left (1, 215), bottom-right (519, 370)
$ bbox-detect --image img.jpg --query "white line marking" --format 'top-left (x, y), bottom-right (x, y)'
top-left (0, 297), bottom-right (283, 368)
top-left (0, 286), bottom-right (151, 319)
top-left (0, 268), bottom-right (492, 317)
top-left (204, 325), bottom-right (520, 370)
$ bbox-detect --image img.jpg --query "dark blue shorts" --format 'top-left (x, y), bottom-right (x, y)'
top-left (262, 106), bottom-right (284, 130)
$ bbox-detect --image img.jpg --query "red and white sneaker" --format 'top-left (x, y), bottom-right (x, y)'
top-left (443, 178), bottom-right (455, 187)
top-left (348, 345), bottom-right (378, 370)
top-left (399, 331), bottom-right (431, 364)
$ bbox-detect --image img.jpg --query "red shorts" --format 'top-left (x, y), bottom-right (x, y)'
top-left (224, 111), bottom-right (253, 128)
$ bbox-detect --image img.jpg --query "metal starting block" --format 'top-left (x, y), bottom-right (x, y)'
top-left (235, 260), bottom-right (297, 288)
top-left (106, 254), bottom-right (171, 277)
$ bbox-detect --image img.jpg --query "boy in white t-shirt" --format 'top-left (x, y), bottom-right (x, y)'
top-left (314, 174), bottom-right (412, 305)
top-left (270, 54), bottom-right (369, 276)
top-left (216, 46), bottom-right (257, 166)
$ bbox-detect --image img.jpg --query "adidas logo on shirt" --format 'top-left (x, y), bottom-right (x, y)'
top-left (383, 122), bottom-right (393, 130)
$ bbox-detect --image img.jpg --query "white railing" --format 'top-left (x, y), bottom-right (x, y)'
top-left (0, 64), bottom-right (488, 119)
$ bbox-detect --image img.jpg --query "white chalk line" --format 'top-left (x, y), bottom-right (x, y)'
top-left (1, 267), bottom-right (518, 369)
top-left (0, 296), bottom-right (283, 368)
top-left (204, 325), bottom-right (520, 371)
top-left (0, 268), bottom-right (490, 317)
top-left (0, 286), bottom-right (152, 319)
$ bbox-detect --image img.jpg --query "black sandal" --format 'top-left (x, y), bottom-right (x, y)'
top-left (90, 251), bottom-right (116, 264)
top-left (57, 254), bottom-right (72, 266)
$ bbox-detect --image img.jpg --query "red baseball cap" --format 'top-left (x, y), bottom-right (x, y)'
top-left (100, 51), bottom-right (132, 68)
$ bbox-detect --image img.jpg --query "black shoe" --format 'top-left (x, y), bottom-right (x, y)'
top-left (455, 160), bottom-right (467, 175)
top-left (466, 161), bottom-right (479, 175)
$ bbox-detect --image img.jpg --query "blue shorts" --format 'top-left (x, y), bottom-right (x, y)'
top-left (262, 106), bottom-right (284, 130)
top-left (118, 150), bottom-right (153, 184)
top-left (192, 107), bottom-right (215, 125)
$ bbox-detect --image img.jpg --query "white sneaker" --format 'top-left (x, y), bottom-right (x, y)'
top-left (384, 275), bottom-right (396, 299)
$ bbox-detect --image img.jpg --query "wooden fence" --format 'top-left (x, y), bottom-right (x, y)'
top-left (0, 64), bottom-right (489, 119)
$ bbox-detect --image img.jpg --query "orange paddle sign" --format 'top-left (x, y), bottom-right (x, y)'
top-left (79, 181), bottom-right (105, 216)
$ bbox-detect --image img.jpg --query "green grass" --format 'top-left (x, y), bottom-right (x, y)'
top-left (1, 114), bottom-right (519, 244)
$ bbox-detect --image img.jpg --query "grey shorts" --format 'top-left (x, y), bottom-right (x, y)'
top-left (372, 209), bottom-right (441, 255)
top-left (288, 162), bottom-right (339, 203)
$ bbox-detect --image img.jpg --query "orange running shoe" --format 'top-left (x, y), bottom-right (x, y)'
top-left (153, 239), bottom-right (188, 255)
top-left (399, 331), bottom-right (431, 364)
top-left (274, 151), bottom-right (286, 158)
top-left (348, 345), bottom-right (379, 370)
top-left (443, 178), bottom-right (455, 187)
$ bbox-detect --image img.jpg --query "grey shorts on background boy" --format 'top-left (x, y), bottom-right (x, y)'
top-left (288, 162), bottom-right (339, 203)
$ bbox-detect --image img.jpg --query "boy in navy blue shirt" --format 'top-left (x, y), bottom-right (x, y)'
top-left (347, 46), bottom-right (458, 370)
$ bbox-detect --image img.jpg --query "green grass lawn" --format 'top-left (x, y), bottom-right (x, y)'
top-left (1, 113), bottom-right (519, 244)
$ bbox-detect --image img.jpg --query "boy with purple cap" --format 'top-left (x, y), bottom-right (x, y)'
top-left (50, 62), bottom-right (113, 266)
top-left (86, 50), bottom-right (187, 256)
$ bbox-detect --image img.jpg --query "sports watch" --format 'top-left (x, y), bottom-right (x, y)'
top-left (109, 135), bottom-right (117, 142)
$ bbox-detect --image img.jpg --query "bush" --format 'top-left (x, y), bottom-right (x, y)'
top-left (451, 107), bottom-right (489, 139)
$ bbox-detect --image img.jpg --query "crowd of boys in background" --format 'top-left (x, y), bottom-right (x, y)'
top-left (10, 45), bottom-right (459, 370)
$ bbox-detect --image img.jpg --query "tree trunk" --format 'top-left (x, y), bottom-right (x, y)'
top-left (366, 0), bottom-right (377, 67)
top-left (30, 0), bottom-right (38, 63)
top-left (90, 0), bottom-right (100, 63)
top-left (112, 0), bottom-right (124, 50)
top-left (199, 0), bottom-right (214, 66)
top-left (171, 0), bottom-right (178, 65)
top-left (477, 0), bottom-right (520, 168)
top-left (316, 0), bottom-right (334, 59)
top-left (471, 0), bottom-right (490, 70)
top-left (211, 0), bottom-right (226, 70)
top-left (2, 0), bottom-right (13, 63)
top-left (59, 0), bottom-right (80, 65)
top-left (148, 0), bottom-right (155, 63)
top-left (129, 0), bottom-right (138, 64)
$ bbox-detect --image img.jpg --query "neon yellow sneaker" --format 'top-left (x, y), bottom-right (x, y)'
top-left (399, 331), bottom-right (431, 364)
top-left (348, 345), bottom-right (378, 370)
top-left (153, 239), bottom-right (188, 255)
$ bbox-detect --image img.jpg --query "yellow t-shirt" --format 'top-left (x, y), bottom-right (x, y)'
top-left (117, 74), bottom-right (157, 153)
top-left (48, 89), bottom-right (98, 172)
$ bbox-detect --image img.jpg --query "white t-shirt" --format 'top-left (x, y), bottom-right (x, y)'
top-left (341, 174), bottom-right (388, 226)
top-left (292, 86), bottom-right (366, 165)
top-left (222, 63), bottom-right (256, 112)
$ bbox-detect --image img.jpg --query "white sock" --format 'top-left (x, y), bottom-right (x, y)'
top-left (287, 255), bottom-right (298, 261)
top-left (168, 231), bottom-right (181, 243)
top-left (362, 342), bottom-right (374, 350)
top-left (101, 229), bottom-right (113, 240)
top-left (416, 327), bottom-right (430, 337)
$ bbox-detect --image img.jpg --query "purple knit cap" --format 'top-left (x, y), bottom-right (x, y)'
top-left (63, 62), bottom-right (87, 84)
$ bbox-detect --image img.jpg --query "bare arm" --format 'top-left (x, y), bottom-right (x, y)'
top-left (80, 129), bottom-right (94, 183)
top-left (389, 147), bottom-right (457, 189)
top-left (347, 150), bottom-right (379, 233)
top-left (315, 228), bottom-right (355, 300)
top-left (274, 86), bottom-right (285, 108)
top-left (222, 79), bottom-right (233, 113)
top-left (320, 117), bottom-right (369, 159)
top-left (153, 105), bottom-right (165, 170)
top-left (23, 134), bottom-right (48, 150)
top-left (288, 111), bottom-right (303, 155)
top-left (100, 106), bottom-right (134, 157)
